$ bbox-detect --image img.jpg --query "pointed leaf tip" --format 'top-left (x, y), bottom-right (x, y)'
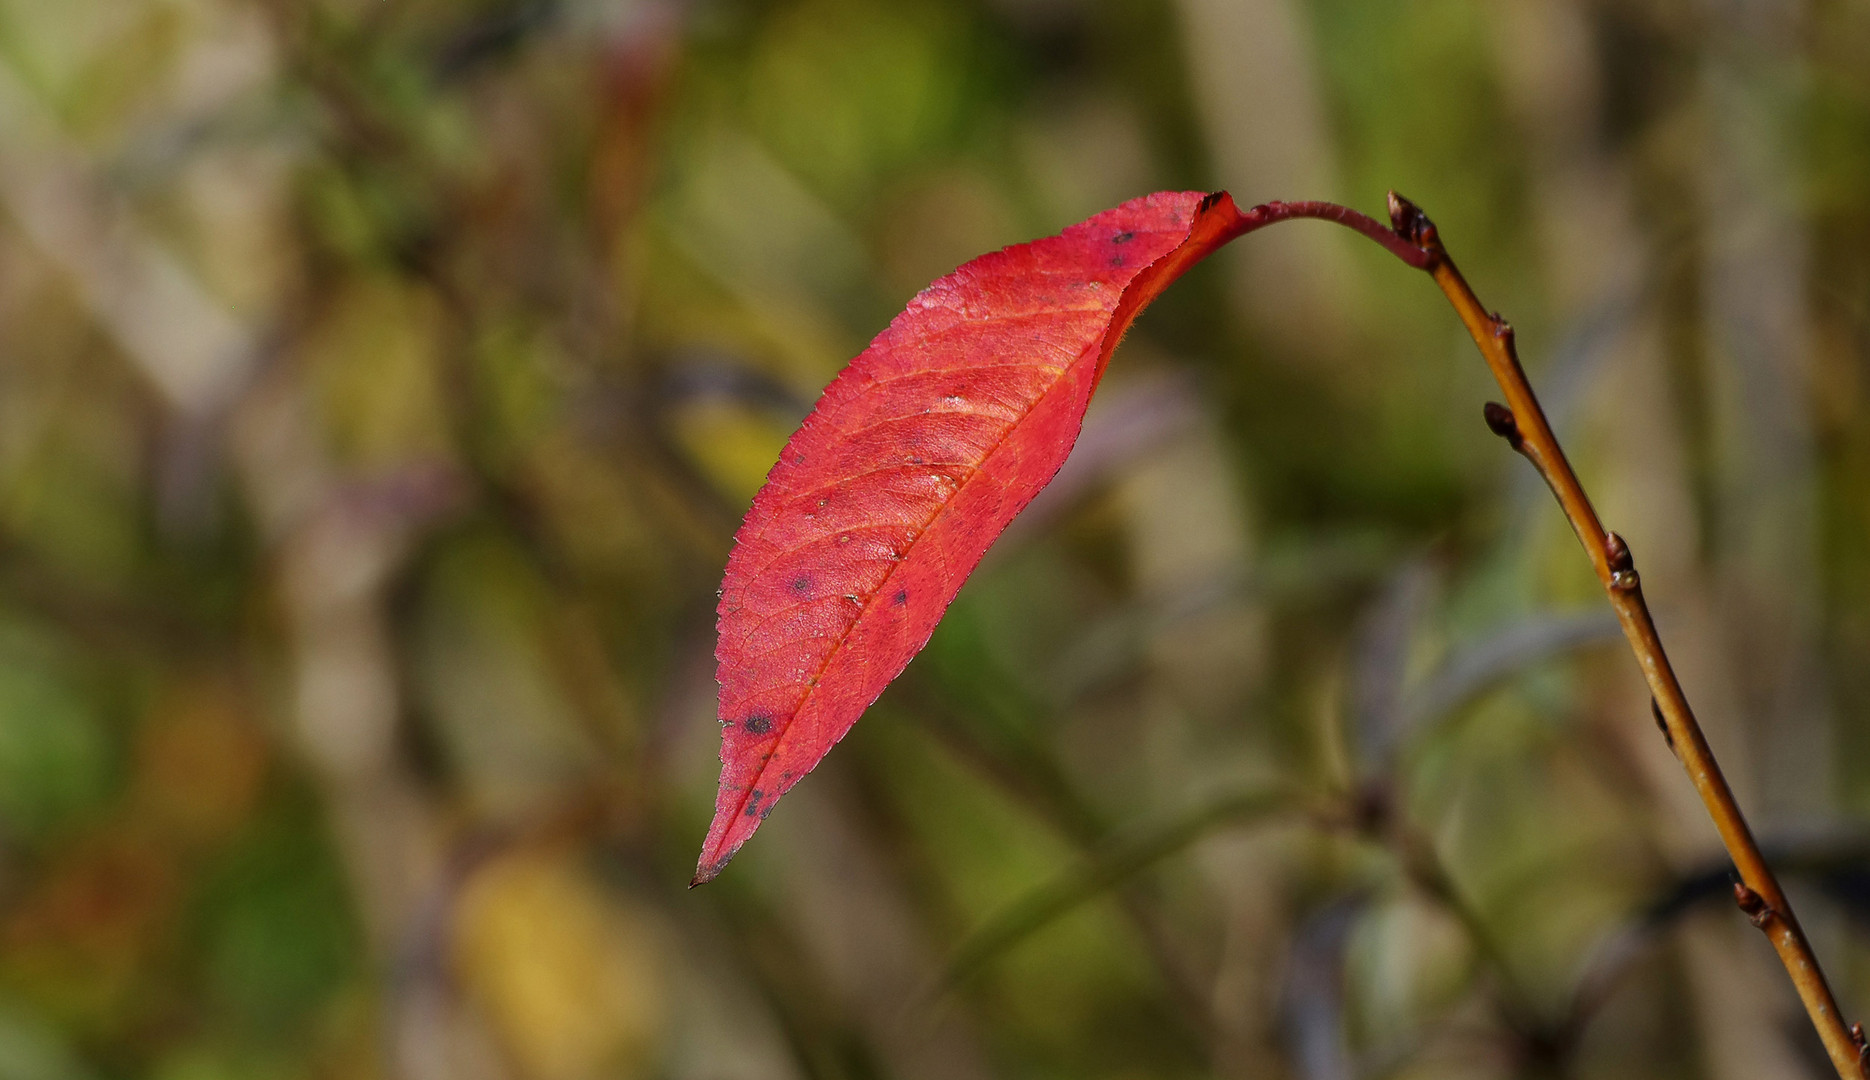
top-left (696, 190), bottom-right (1260, 879)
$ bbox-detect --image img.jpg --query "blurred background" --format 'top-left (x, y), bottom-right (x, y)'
top-left (0, 0), bottom-right (1868, 1076)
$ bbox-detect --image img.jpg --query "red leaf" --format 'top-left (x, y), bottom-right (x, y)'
top-left (696, 190), bottom-right (1416, 883)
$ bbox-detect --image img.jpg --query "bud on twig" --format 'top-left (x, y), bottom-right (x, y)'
top-left (1386, 191), bottom-right (1441, 256)
top-left (1734, 882), bottom-right (1774, 928)
top-left (1604, 532), bottom-right (1640, 593)
top-left (1482, 402), bottom-right (1523, 450)
top-left (1650, 698), bottom-right (1674, 750)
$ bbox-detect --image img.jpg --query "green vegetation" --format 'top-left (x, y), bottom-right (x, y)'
top-left (0, 0), bottom-right (1866, 1077)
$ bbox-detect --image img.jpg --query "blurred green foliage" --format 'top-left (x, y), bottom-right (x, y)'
top-left (0, 0), bottom-right (1869, 1077)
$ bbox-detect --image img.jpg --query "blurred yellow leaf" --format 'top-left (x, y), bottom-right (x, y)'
top-left (664, 398), bottom-right (792, 508)
top-left (452, 849), bottom-right (664, 1080)
top-left (304, 278), bottom-right (455, 469)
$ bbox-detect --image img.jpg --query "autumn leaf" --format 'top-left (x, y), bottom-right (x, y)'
top-left (696, 190), bottom-right (1424, 883)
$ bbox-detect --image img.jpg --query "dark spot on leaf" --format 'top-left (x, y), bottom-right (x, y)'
top-left (893, 590), bottom-right (908, 606)
top-left (1109, 255), bottom-right (1124, 267)
top-left (789, 575), bottom-right (811, 596)
top-left (1113, 231), bottom-right (1133, 243)
top-left (1196, 192), bottom-right (1222, 213)
top-left (744, 790), bottom-right (764, 817)
top-left (743, 713), bottom-right (773, 736)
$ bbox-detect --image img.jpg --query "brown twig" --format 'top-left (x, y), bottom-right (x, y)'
top-left (1378, 191), bottom-right (1866, 1079)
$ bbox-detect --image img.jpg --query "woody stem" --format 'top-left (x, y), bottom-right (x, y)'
top-left (1365, 190), bottom-right (1864, 1080)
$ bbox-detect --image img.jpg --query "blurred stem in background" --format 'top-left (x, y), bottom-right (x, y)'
top-left (0, 1), bottom-right (1868, 1079)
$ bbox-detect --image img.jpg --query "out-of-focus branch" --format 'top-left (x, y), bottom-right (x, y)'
top-left (933, 782), bottom-right (1300, 995)
top-left (905, 682), bottom-right (1230, 1041)
top-left (1558, 834), bottom-right (1870, 1051)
